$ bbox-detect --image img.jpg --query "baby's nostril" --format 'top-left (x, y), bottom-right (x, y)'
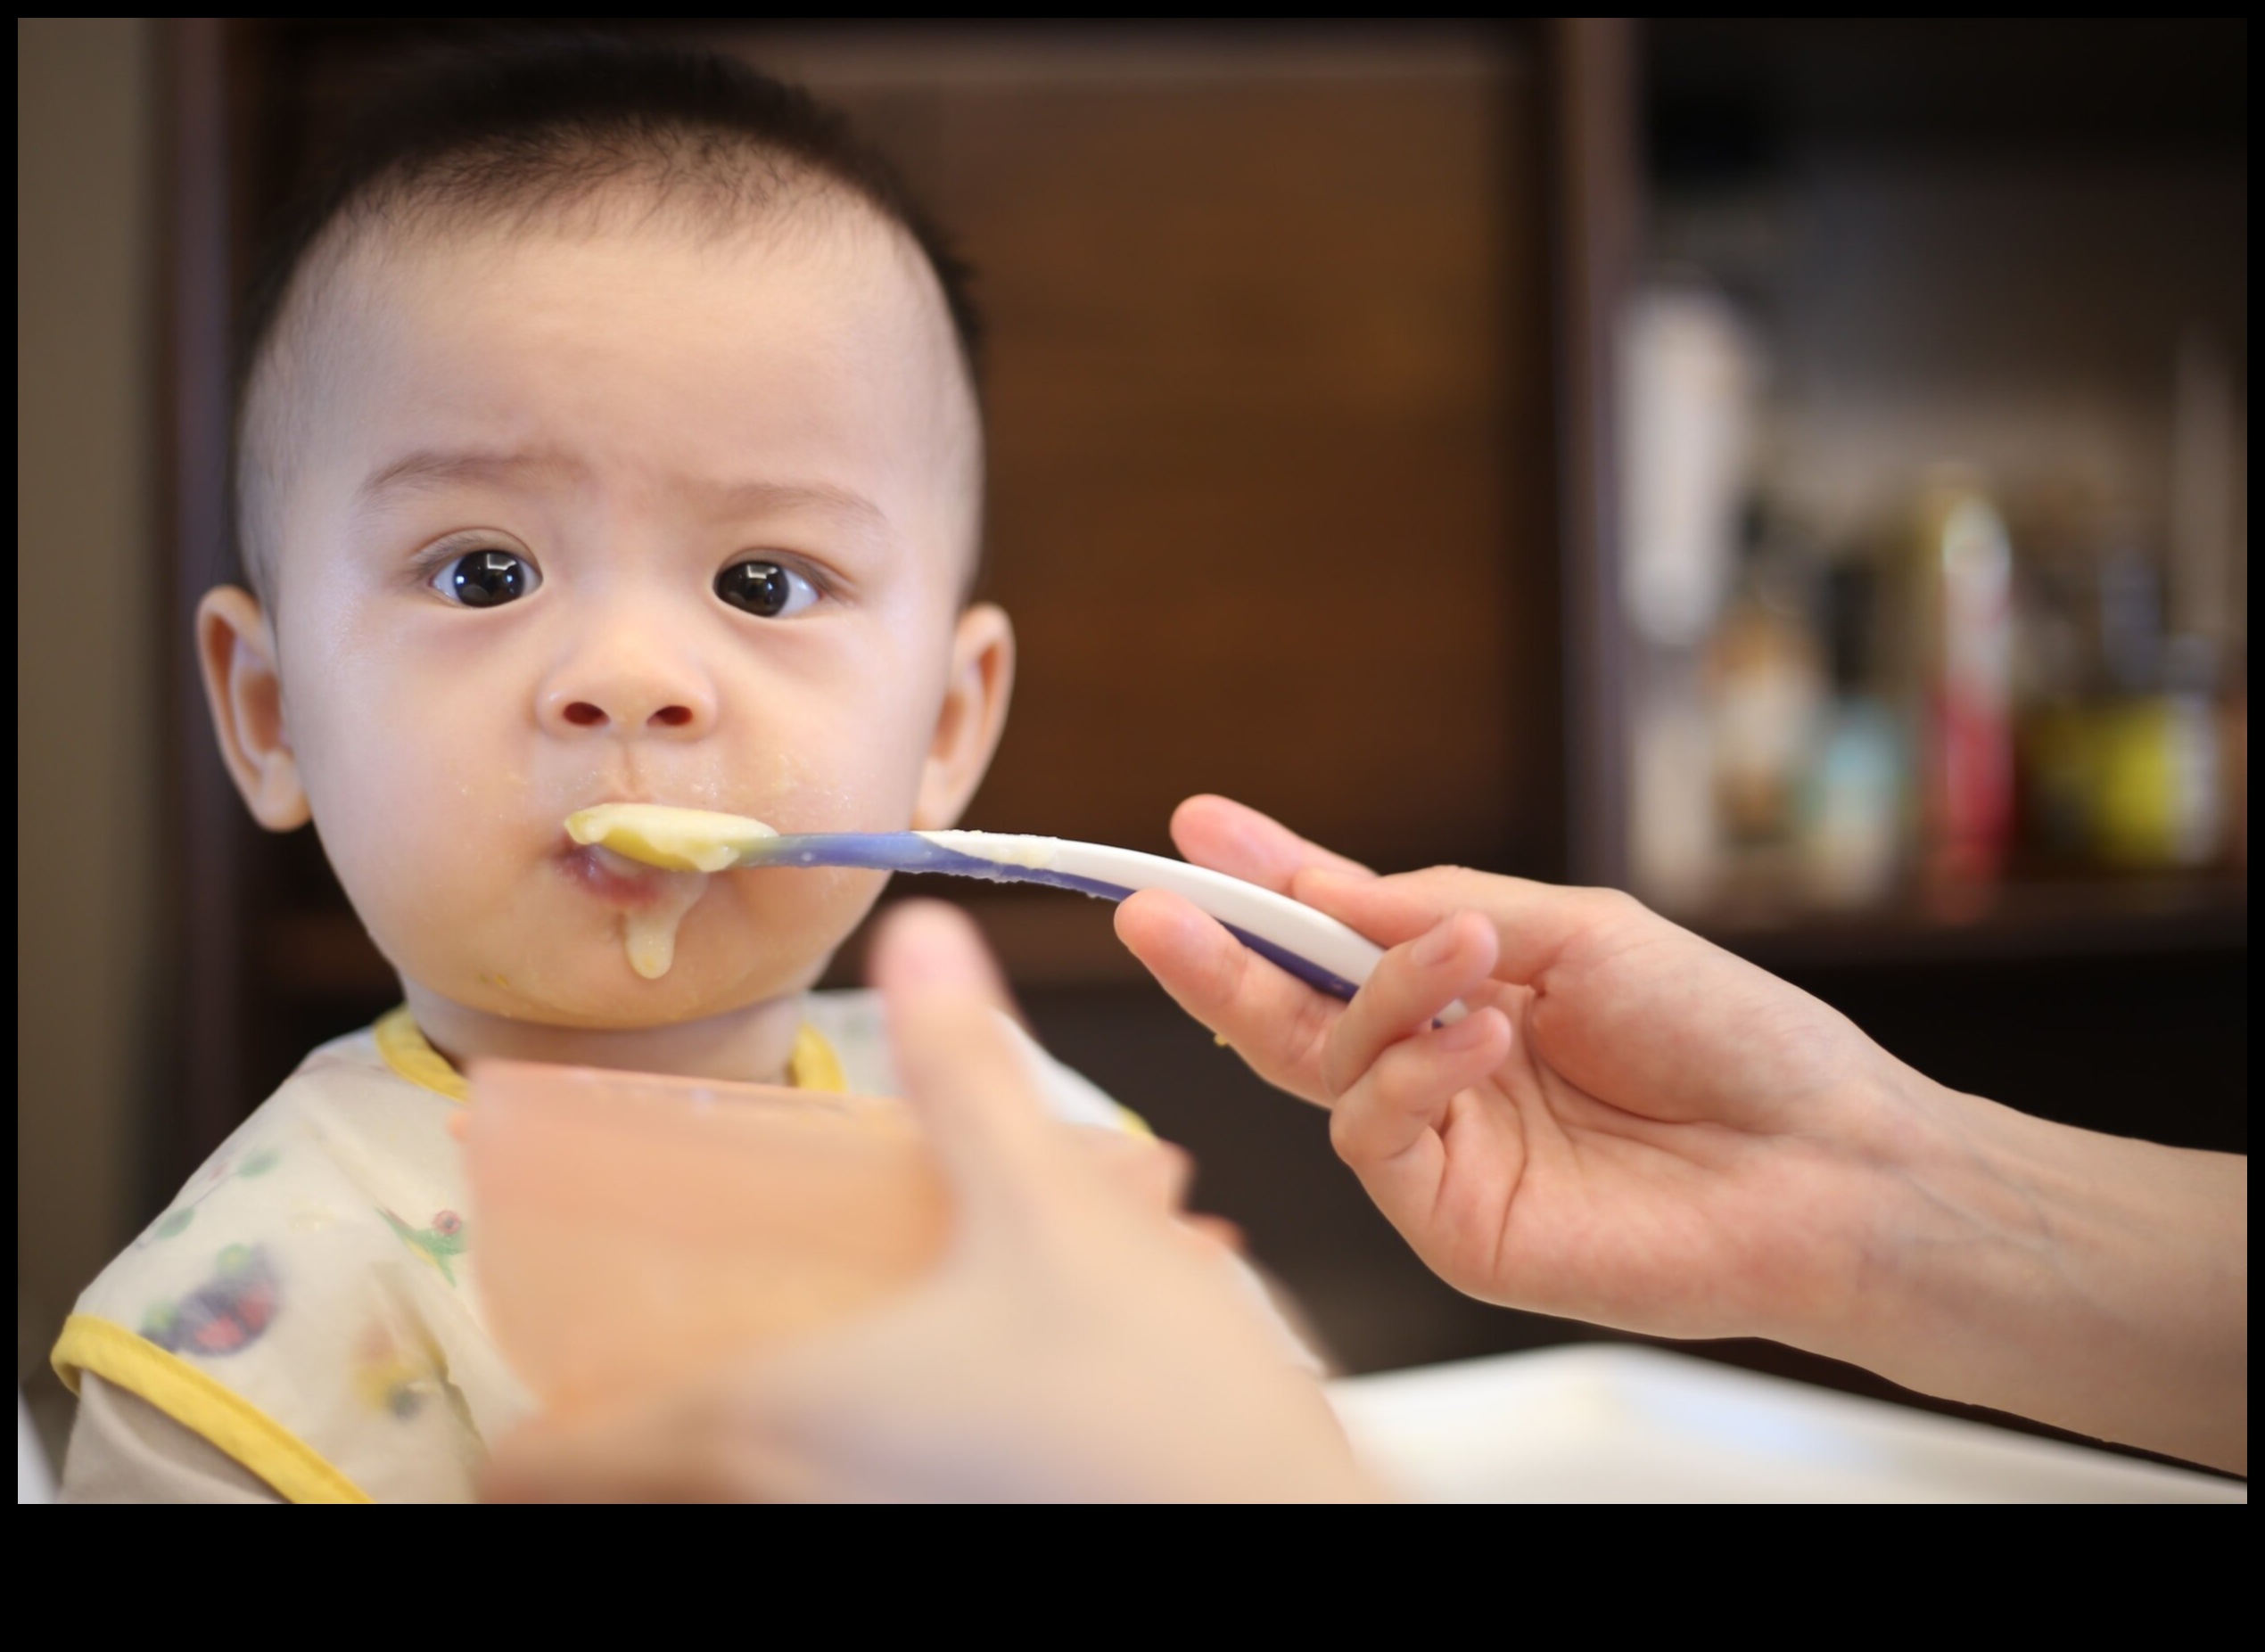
top-left (650, 705), bottom-right (694, 727)
top-left (564, 702), bottom-right (606, 727)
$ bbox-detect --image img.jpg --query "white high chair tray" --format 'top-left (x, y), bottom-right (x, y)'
top-left (1327, 1344), bottom-right (2244, 1503)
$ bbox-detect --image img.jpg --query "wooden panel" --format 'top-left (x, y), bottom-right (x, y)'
top-left (159, 19), bottom-right (255, 1187)
top-left (1542, 18), bottom-right (1638, 887)
top-left (793, 45), bottom-right (1560, 872)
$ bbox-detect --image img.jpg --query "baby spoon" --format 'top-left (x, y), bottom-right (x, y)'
top-left (568, 802), bottom-right (1438, 1009)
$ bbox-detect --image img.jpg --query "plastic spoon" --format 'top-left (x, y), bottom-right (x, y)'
top-left (567, 802), bottom-right (1442, 1010)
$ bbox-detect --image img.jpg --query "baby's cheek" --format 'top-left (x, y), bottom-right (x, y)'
top-left (754, 722), bottom-right (926, 834)
top-left (298, 721), bottom-right (531, 974)
top-left (322, 815), bottom-right (503, 989)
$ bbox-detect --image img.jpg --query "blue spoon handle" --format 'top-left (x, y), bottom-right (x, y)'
top-left (745, 831), bottom-right (1377, 1004)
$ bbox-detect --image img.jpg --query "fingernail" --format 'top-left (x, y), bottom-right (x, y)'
top-left (1437, 1008), bottom-right (1493, 1048)
top-left (1412, 920), bottom-right (1460, 968)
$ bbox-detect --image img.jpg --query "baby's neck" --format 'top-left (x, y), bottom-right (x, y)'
top-left (400, 979), bottom-right (808, 1088)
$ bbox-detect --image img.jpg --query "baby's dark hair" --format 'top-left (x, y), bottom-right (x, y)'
top-left (234, 35), bottom-right (981, 594)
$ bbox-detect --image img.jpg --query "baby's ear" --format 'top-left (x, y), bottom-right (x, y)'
top-left (195, 585), bottom-right (310, 831)
top-left (912, 603), bottom-right (1015, 831)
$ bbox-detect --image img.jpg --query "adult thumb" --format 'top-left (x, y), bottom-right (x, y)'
top-left (869, 900), bottom-right (1075, 1225)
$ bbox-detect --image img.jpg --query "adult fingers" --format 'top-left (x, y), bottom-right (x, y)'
top-left (870, 900), bottom-right (1083, 1225)
top-left (1330, 1008), bottom-right (1512, 1177)
top-left (1169, 794), bottom-right (1376, 895)
top-left (1319, 911), bottom-right (1501, 1100)
top-left (1114, 888), bottom-right (1339, 1105)
top-left (1295, 866), bottom-right (1649, 989)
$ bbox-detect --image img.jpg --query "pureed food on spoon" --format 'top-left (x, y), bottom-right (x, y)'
top-left (566, 804), bottom-right (778, 980)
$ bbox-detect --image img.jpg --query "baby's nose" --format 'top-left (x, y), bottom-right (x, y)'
top-left (539, 662), bottom-right (715, 738)
top-left (556, 699), bottom-right (697, 731)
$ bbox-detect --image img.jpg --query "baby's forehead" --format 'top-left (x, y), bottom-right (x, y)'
top-left (334, 195), bottom-right (965, 436)
top-left (248, 193), bottom-right (981, 587)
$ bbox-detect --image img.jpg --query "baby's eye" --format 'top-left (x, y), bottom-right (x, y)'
top-left (715, 559), bottom-right (819, 619)
top-left (432, 548), bottom-right (539, 607)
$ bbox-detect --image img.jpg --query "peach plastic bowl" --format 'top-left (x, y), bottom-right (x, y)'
top-left (465, 1059), bottom-right (948, 1410)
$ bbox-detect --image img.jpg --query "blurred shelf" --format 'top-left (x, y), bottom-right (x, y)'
top-left (270, 873), bottom-right (2248, 1005)
top-left (928, 875), bottom-right (2251, 979)
top-left (1684, 877), bottom-right (2248, 971)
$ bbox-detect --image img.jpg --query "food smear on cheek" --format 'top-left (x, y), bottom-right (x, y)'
top-left (622, 868), bottom-right (710, 981)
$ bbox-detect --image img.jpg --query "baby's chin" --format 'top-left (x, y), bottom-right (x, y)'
top-left (384, 868), bottom-right (884, 1030)
top-left (418, 939), bottom-right (835, 1031)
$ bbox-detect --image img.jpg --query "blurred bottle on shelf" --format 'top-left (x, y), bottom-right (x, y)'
top-left (2009, 501), bottom-right (2094, 867)
top-left (2016, 512), bottom-right (2232, 877)
top-left (1620, 284), bottom-right (1757, 656)
top-left (2093, 636), bottom-right (2224, 869)
top-left (1801, 562), bottom-right (1902, 908)
top-left (1710, 518), bottom-right (1824, 852)
top-left (1907, 469), bottom-right (2015, 898)
top-left (1618, 296), bottom-right (2244, 918)
top-left (2169, 329), bottom-right (2237, 672)
top-left (1630, 679), bottom-right (1718, 912)
top-left (1620, 282), bottom-right (1762, 912)
top-left (2162, 326), bottom-right (2244, 878)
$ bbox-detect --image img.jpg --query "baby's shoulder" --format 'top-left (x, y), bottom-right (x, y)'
top-left (54, 1029), bottom-right (523, 1502)
top-left (97, 1028), bottom-right (474, 1291)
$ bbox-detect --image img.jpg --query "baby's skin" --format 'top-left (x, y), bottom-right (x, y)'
top-left (197, 193), bottom-right (1013, 1085)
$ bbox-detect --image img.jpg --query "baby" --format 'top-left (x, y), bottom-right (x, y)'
top-left (55, 41), bottom-right (1157, 1501)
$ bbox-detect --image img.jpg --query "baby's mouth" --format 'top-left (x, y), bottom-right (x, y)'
top-left (559, 839), bottom-right (712, 982)
top-left (559, 801), bottom-right (775, 981)
top-left (558, 838), bottom-right (680, 908)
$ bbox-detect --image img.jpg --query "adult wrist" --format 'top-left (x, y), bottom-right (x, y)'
top-left (1763, 1064), bottom-right (2055, 1394)
top-left (1790, 1071), bottom-right (2246, 1470)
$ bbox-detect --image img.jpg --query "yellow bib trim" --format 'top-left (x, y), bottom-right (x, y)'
top-left (374, 1007), bottom-right (470, 1103)
top-left (51, 1313), bottom-right (372, 1506)
top-left (375, 1005), bottom-right (847, 1099)
top-left (788, 1020), bottom-right (848, 1093)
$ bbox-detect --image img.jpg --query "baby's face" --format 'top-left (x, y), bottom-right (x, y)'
top-left (250, 207), bottom-right (994, 1027)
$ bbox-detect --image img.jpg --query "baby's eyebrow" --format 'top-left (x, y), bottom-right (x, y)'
top-left (357, 447), bottom-right (586, 503)
top-left (353, 450), bottom-right (890, 534)
top-left (705, 479), bottom-right (891, 533)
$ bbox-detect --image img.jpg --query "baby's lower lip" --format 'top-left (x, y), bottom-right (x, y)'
top-left (559, 843), bottom-right (678, 908)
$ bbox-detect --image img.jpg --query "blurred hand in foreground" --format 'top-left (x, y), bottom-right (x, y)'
top-left (485, 900), bottom-right (1370, 1502)
top-left (1116, 795), bottom-right (2245, 1474)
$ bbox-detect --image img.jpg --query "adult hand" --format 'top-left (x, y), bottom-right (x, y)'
top-left (1116, 796), bottom-right (2246, 1473)
top-left (485, 899), bottom-right (1369, 1502)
